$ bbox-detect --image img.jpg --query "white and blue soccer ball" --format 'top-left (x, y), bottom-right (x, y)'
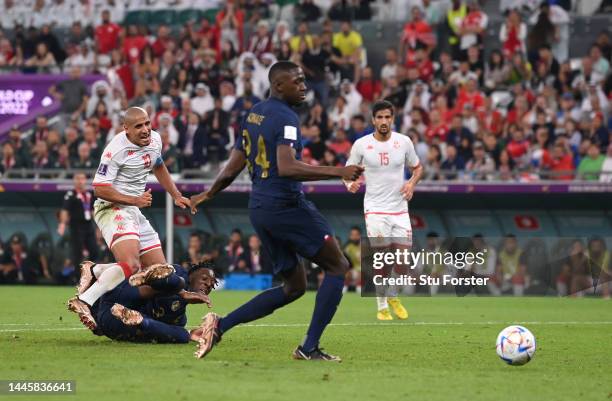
top-left (496, 325), bottom-right (536, 366)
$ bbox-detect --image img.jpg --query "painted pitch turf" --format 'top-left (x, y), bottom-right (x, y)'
top-left (0, 286), bottom-right (610, 401)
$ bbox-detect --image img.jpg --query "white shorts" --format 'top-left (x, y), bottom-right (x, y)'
top-left (93, 200), bottom-right (162, 256)
top-left (365, 212), bottom-right (413, 248)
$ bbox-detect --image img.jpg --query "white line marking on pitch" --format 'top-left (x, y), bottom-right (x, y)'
top-left (2, 321), bottom-right (612, 333)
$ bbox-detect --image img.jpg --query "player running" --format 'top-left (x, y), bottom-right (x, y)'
top-left (189, 61), bottom-right (363, 361)
top-left (91, 262), bottom-right (217, 344)
top-left (344, 100), bottom-right (423, 320)
top-left (67, 107), bottom-right (191, 330)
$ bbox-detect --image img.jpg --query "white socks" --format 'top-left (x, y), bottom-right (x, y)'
top-left (376, 296), bottom-right (388, 311)
top-left (79, 264), bottom-right (126, 306)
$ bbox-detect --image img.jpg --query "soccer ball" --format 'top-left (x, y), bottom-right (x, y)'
top-left (495, 325), bottom-right (536, 366)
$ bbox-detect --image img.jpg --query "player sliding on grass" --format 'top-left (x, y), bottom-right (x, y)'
top-left (189, 61), bottom-right (364, 361)
top-left (344, 100), bottom-right (423, 321)
top-left (90, 262), bottom-right (217, 344)
top-left (67, 107), bottom-right (191, 330)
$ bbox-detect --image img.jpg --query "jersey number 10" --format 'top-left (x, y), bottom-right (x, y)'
top-left (379, 152), bottom-right (389, 166)
top-left (242, 129), bottom-right (271, 178)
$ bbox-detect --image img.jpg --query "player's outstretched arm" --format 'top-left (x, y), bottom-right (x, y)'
top-left (94, 185), bottom-right (153, 208)
top-left (277, 145), bottom-right (364, 182)
top-left (190, 149), bottom-right (247, 214)
top-left (152, 161), bottom-right (190, 209)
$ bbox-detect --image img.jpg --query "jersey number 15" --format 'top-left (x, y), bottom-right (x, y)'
top-left (379, 152), bottom-right (389, 166)
top-left (242, 129), bottom-right (271, 178)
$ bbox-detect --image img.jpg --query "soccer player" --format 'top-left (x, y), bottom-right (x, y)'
top-left (189, 61), bottom-right (364, 361)
top-left (67, 107), bottom-right (191, 330)
top-left (92, 262), bottom-right (217, 344)
top-left (344, 100), bottom-right (423, 320)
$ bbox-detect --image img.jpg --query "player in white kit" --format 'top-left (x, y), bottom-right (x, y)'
top-left (344, 100), bottom-right (423, 320)
top-left (67, 107), bottom-right (190, 330)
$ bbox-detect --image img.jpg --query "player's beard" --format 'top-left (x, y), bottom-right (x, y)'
top-left (378, 126), bottom-right (390, 137)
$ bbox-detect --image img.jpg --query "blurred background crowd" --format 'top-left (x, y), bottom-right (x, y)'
top-left (1, 0), bottom-right (612, 181)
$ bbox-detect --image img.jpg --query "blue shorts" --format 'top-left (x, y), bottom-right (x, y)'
top-left (249, 195), bottom-right (333, 275)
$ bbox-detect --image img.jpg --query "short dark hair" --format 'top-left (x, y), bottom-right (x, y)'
top-left (268, 61), bottom-right (299, 84)
top-left (350, 226), bottom-right (362, 233)
top-left (372, 100), bottom-right (394, 117)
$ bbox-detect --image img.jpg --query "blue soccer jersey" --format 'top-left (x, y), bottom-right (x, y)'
top-left (234, 97), bottom-right (304, 204)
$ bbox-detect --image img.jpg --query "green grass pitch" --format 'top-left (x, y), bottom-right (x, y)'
top-left (0, 286), bottom-right (610, 401)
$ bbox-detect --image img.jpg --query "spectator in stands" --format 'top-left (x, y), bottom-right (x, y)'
top-left (187, 232), bottom-right (206, 266)
top-left (95, 9), bottom-right (121, 55)
top-left (32, 141), bottom-right (55, 169)
top-left (82, 124), bottom-right (102, 160)
top-left (500, 9), bottom-right (527, 59)
top-left (441, 144), bottom-right (465, 180)
top-left (332, 21), bottom-right (363, 81)
top-left (327, 127), bottom-right (352, 160)
top-left (31, 116), bottom-right (50, 145)
top-left (446, 0), bottom-right (468, 60)
top-left (72, 142), bottom-right (94, 169)
top-left (159, 50), bottom-right (180, 95)
top-left (600, 144), bottom-right (612, 182)
top-left (356, 66), bottom-right (381, 103)
top-left (57, 172), bottom-right (98, 271)
top-left (424, 144), bottom-right (442, 180)
top-left (496, 149), bottom-right (516, 181)
top-left (224, 229), bottom-right (245, 272)
top-left (301, 35), bottom-right (331, 107)
top-left (541, 141), bottom-right (574, 180)
top-left (380, 48), bottom-right (402, 84)
top-left (0, 142), bottom-right (23, 176)
top-left (589, 44), bottom-right (610, 81)
top-left (202, 97), bottom-right (231, 163)
top-left (506, 125), bottom-right (530, 168)
top-left (49, 66), bottom-right (88, 132)
top-left (527, 4), bottom-right (558, 65)
top-left (64, 43), bottom-right (95, 73)
top-left (577, 142), bottom-right (605, 180)
top-left (7, 127), bottom-right (31, 167)
top-left (466, 140), bottom-right (495, 181)
top-left (247, 20), bottom-right (272, 58)
top-left (123, 25), bottom-right (147, 65)
top-left (557, 239), bottom-right (591, 296)
top-left (295, 0), bottom-right (322, 22)
top-left (216, 0), bottom-right (245, 52)
top-left (235, 234), bottom-right (270, 274)
top-left (0, 234), bottom-right (49, 284)
top-left (458, 1), bottom-right (487, 59)
top-left (25, 42), bottom-right (57, 73)
top-left (305, 125), bottom-right (326, 162)
top-left (158, 130), bottom-right (179, 173)
top-left (400, 6), bottom-right (434, 67)
top-left (271, 20), bottom-right (290, 52)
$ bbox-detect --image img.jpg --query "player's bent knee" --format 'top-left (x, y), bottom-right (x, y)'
top-left (327, 255), bottom-right (350, 277)
top-left (284, 283), bottom-right (306, 302)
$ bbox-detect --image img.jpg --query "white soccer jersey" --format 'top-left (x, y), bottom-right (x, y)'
top-left (92, 130), bottom-right (163, 197)
top-left (346, 132), bottom-right (420, 214)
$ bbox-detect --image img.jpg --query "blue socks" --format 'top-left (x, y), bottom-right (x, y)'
top-left (302, 273), bottom-right (344, 352)
top-left (219, 286), bottom-right (288, 334)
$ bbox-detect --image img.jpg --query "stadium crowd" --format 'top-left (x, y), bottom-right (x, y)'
top-left (0, 0), bottom-right (611, 181)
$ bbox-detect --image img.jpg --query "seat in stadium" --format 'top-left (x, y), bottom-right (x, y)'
top-left (123, 10), bottom-right (150, 26)
top-left (150, 10), bottom-right (176, 26)
top-left (177, 9), bottom-right (202, 25)
top-left (202, 8), bottom-right (219, 23)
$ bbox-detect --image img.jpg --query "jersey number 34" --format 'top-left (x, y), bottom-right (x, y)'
top-left (242, 129), bottom-right (271, 178)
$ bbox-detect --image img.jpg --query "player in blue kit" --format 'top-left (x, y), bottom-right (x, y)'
top-left (91, 262), bottom-right (217, 343)
top-left (189, 61), bottom-right (364, 361)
